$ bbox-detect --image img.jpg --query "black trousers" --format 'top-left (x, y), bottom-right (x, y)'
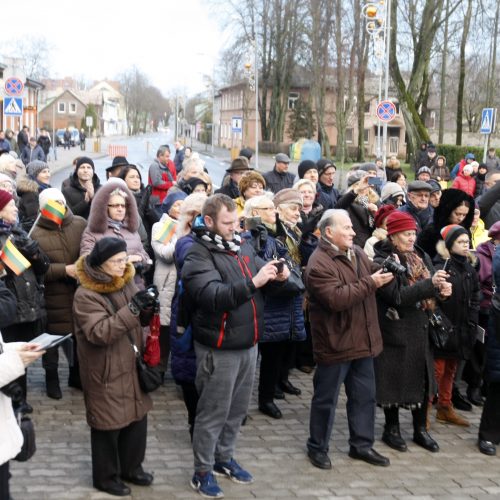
top-left (307, 357), bottom-right (376, 454)
top-left (90, 416), bottom-right (147, 488)
top-left (159, 325), bottom-right (171, 373)
top-left (259, 341), bottom-right (289, 404)
top-left (384, 404), bottom-right (428, 431)
top-left (296, 320), bottom-right (315, 368)
top-left (0, 461), bottom-right (9, 500)
top-left (479, 382), bottom-right (500, 444)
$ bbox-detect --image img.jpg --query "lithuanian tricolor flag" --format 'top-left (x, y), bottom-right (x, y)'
top-left (41, 200), bottom-right (66, 226)
top-left (155, 219), bottom-right (177, 244)
top-left (0, 238), bottom-right (31, 276)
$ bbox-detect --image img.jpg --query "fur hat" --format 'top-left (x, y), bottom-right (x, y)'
top-left (76, 156), bottom-right (95, 171)
top-left (374, 204), bottom-right (396, 228)
top-left (273, 188), bottom-right (303, 208)
top-left (238, 171), bottom-right (266, 196)
top-left (298, 160), bottom-right (317, 179)
top-left (88, 237), bottom-right (127, 267)
top-left (0, 189), bottom-right (13, 211)
top-left (162, 190), bottom-right (187, 214)
top-left (26, 160), bottom-right (49, 180)
top-left (381, 182), bottom-right (405, 202)
top-left (39, 188), bottom-right (66, 209)
top-left (386, 211), bottom-right (417, 235)
top-left (316, 159), bottom-right (336, 177)
top-left (440, 224), bottom-right (468, 250)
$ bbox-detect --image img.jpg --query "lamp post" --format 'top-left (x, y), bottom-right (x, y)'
top-left (363, 0), bottom-right (391, 163)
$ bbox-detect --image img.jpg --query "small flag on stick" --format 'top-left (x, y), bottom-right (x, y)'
top-left (154, 219), bottom-right (177, 244)
top-left (0, 238), bottom-right (31, 276)
top-left (41, 200), bottom-right (66, 226)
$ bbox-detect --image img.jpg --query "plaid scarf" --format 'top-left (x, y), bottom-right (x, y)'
top-left (404, 250), bottom-right (435, 311)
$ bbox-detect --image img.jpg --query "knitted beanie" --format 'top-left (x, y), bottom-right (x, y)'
top-left (386, 211), bottom-right (417, 235)
top-left (440, 224), bottom-right (468, 250)
top-left (297, 160), bottom-right (317, 179)
top-left (0, 189), bottom-right (13, 211)
top-left (26, 160), bottom-right (49, 180)
top-left (374, 204), bottom-right (396, 228)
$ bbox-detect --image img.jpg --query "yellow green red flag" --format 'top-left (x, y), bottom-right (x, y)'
top-left (41, 199), bottom-right (66, 226)
top-left (0, 238), bottom-right (31, 276)
top-left (155, 219), bottom-right (177, 244)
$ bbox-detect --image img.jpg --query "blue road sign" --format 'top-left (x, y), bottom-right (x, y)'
top-left (3, 97), bottom-right (23, 116)
top-left (232, 117), bottom-right (243, 133)
top-left (376, 100), bottom-right (396, 122)
top-left (4, 77), bottom-right (24, 97)
top-left (480, 108), bottom-right (495, 134)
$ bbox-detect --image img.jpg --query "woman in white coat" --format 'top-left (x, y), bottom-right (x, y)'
top-left (0, 281), bottom-right (44, 498)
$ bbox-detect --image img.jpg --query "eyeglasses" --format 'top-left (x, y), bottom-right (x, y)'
top-left (107, 257), bottom-right (128, 266)
top-left (108, 204), bottom-right (126, 209)
top-left (255, 207), bottom-right (275, 211)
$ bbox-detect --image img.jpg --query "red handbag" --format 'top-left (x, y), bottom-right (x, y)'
top-left (143, 306), bottom-right (161, 367)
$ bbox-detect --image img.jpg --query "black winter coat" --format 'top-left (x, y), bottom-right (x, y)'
top-left (0, 224), bottom-right (49, 324)
top-left (62, 172), bottom-right (101, 220)
top-left (16, 177), bottom-right (41, 232)
top-left (433, 242), bottom-right (480, 360)
top-left (262, 168), bottom-right (295, 194)
top-left (182, 232), bottom-right (265, 350)
top-left (373, 240), bottom-right (437, 405)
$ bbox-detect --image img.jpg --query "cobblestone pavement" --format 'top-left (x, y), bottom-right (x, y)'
top-left (9, 357), bottom-right (500, 500)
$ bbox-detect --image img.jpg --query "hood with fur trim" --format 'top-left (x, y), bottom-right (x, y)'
top-left (435, 239), bottom-right (477, 266)
top-left (16, 176), bottom-right (39, 195)
top-left (86, 181), bottom-right (140, 233)
top-left (432, 188), bottom-right (474, 230)
top-left (75, 255), bottom-right (135, 294)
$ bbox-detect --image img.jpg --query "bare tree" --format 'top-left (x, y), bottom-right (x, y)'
top-left (455, 0), bottom-right (473, 145)
top-left (1, 36), bottom-right (52, 80)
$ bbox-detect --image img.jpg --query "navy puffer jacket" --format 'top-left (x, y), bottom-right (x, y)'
top-left (247, 224), bottom-right (306, 343)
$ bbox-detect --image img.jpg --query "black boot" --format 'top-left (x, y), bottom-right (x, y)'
top-left (45, 369), bottom-right (62, 400)
top-left (466, 386), bottom-right (484, 407)
top-left (452, 386), bottom-right (472, 411)
top-left (412, 405), bottom-right (439, 452)
top-left (382, 424), bottom-right (407, 452)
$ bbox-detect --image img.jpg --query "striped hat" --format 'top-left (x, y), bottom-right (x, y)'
top-left (440, 224), bottom-right (468, 250)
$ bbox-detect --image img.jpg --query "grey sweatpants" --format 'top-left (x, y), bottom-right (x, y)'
top-left (192, 341), bottom-right (258, 473)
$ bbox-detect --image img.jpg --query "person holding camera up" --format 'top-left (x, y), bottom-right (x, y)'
top-left (73, 237), bottom-right (157, 496)
top-left (372, 211), bottom-right (452, 454)
top-left (304, 209), bottom-right (393, 470)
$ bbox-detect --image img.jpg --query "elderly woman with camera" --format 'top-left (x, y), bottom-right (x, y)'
top-left (372, 211), bottom-right (451, 453)
top-left (73, 237), bottom-right (158, 496)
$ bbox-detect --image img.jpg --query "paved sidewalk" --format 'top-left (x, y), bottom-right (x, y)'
top-left (9, 357), bottom-right (500, 500)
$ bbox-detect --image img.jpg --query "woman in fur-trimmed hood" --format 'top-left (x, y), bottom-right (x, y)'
top-left (72, 237), bottom-right (154, 495)
top-left (417, 188), bottom-right (474, 260)
top-left (79, 180), bottom-right (150, 282)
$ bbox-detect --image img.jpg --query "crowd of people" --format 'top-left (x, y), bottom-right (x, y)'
top-left (0, 140), bottom-right (499, 498)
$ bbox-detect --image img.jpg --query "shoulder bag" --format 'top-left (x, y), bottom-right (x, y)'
top-left (428, 307), bottom-right (455, 351)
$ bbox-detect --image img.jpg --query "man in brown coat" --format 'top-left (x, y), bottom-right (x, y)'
top-left (304, 209), bottom-right (393, 470)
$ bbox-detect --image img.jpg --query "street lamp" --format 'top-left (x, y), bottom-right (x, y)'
top-left (363, 0), bottom-right (391, 164)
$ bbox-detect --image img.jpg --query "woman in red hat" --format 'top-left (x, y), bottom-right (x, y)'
top-left (373, 211), bottom-right (452, 453)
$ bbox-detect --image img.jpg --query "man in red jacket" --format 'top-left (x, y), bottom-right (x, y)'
top-left (304, 209), bottom-right (393, 470)
top-left (148, 145), bottom-right (176, 203)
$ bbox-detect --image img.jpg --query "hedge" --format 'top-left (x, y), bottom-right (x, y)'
top-left (434, 144), bottom-right (499, 168)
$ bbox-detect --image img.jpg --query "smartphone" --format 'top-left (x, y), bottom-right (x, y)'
top-left (274, 261), bottom-right (284, 273)
top-left (368, 177), bottom-right (382, 187)
top-left (442, 258), bottom-right (450, 273)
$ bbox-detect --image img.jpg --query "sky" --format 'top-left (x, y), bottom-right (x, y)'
top-left (0, 0), bottom-right (227, 96)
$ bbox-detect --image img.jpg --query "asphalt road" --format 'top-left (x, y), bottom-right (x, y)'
top-left (50, 133), bottom-right (229, 191)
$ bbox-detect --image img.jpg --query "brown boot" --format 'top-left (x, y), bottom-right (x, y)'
top-left (436, 405), bottom-right (470, 427)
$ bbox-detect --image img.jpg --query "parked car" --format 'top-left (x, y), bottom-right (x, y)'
top-left (55, 128), bottom-right (80, 147)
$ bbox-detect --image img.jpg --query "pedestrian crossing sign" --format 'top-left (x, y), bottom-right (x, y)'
top-left (3, 97), bottom-right (23, 116)
top-left (480, 108), bottom-right (495, 134)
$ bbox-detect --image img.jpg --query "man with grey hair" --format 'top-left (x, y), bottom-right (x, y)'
top-left (148, 145), bottom-right (177, 203)
top-left (304, 209), bottom-right (393, 470)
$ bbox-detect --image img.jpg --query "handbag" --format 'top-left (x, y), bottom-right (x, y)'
top-left (14, 412), bottom-right (36, 462)
top-left (126, 331), bottom-right (162, 393)
top-left (428, 307), bottom-right (455, 351)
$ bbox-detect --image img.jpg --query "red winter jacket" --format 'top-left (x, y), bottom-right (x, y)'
top-left (148, 158), bottom-right (177, 203)
top-left (451, 168), bottom-right (476, 197)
